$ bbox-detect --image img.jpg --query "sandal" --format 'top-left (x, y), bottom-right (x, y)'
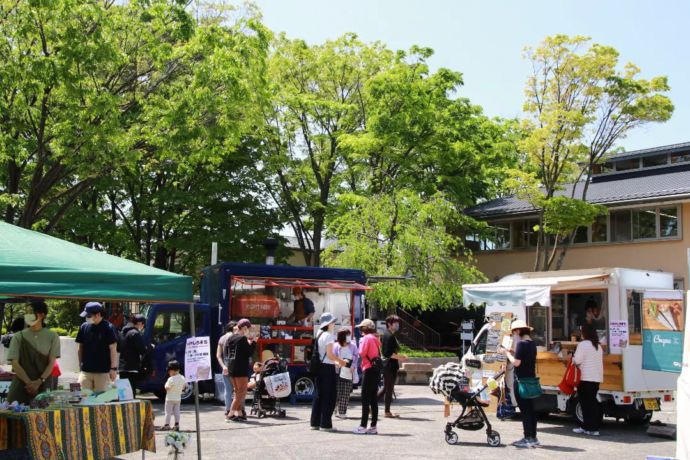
top-left (384, 412), bottom-right (400, 418)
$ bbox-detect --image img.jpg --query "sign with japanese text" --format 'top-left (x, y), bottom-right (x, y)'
top-left (184, 336), bottom-right (212, 382)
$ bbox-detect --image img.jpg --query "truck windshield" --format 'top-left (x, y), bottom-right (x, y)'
top-left (151, 311), bottom-right (205, 345)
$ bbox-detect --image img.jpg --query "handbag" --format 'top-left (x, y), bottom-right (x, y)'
top-left (515, 374), bottom-right (542, 399)
top-left (558, 362), bottom-right (581, 395)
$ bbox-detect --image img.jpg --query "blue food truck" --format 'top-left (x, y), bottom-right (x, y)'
top-left (139, 262), bottom-right (370, 402)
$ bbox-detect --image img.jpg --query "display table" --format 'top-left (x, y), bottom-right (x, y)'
top-left (0, 400), bottom-right (155, 460)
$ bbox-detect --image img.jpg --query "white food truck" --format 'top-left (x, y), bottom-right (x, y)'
top-left (461, 267), bottom-right (681, 424)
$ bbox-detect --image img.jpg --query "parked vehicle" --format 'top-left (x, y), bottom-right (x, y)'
top-left (461, 267), bottom-right (680, 425)
top-left (139, 263), bottom-right (369, 402)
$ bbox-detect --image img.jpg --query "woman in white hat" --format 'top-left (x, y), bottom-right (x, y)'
top-left (310, 312), bottom-right (348, 431)
top-left (499, 319), bottom-right (540, 448)
top-left (353, 318), bottom-right (381, 435)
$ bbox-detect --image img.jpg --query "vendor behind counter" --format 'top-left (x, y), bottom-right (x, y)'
top-left (288, 288), bottom-right (315, 324)
top-left (6, 301), bottom-right (60, 404)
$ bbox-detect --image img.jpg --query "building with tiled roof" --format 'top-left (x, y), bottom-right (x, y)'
top-left (464, 142), bottom-right (690, 287)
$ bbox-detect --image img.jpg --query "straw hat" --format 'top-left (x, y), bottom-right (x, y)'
top-left (510, 319), bottom-right (533, 331)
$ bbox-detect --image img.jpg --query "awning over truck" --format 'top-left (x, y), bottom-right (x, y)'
top-left (231, 276), bottom-right (372, 291)
top-left (462, 273), bottom-right (610, 308)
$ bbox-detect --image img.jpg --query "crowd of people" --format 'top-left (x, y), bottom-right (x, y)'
top-left (1, 301), bottom-right (607, 448)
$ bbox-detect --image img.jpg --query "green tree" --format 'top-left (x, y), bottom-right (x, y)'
top-left (510, 35), bottom-right (673, 271)
top-left (324, 191), bottom-right (484, 310)
top-left (0, 0), bottom-right (194, 231)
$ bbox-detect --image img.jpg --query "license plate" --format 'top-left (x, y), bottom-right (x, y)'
top-left (643, 398), bottom-right (660, 411)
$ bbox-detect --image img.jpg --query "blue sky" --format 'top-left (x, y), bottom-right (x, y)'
top-left (254, 0), bottom-right (689, 152)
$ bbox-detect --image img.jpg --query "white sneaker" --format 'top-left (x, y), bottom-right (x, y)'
top-left (572, 427), bottom-right (587, 434)
top-left (335, 413), bottom-right (347, 419)
top-left (366, 426), bottom-right (378, 435)
top-left (586, 430), bottom-right (600, 436)
top-left (528, 438), bottom-right (541, 447)
top-left (353, 426), bottom-right (367, 434)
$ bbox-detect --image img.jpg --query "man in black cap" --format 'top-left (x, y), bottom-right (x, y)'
top-left (75, 302), bottom-right (119, 391)
top-left (118, 314), bottom-right (147, 392)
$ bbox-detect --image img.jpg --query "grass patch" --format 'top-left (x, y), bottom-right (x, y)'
top-left (399, 345), bottom-right (457, 358)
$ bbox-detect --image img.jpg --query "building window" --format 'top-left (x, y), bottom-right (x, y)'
top-left (659, 207), bottom-right (679, 237)
top-left (573, 226), bottom-right (588, 244)
top-left (671, 151), bottom-right (690, 164)
top-left (614, 158), bottom-right (640, 171)
top-left (483, 223), bottom-right (511, 250)
top-left (591, 215), bottom-right (608, 242)
top-left (632, 208), bottom-right (657, 239)
top-left (611, 210), bottom-right (632, 242)
top-left (642, 154), bottom-right (668, 167)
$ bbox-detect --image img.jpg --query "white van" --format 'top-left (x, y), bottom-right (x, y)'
top-left (462, 268), bottom-right (680, 425)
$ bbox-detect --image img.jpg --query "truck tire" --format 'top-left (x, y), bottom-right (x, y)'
top-left (292, 375), bottom-right (315, 398)
top-left (625, 409), bottom-right (652, 425)
top-left (571, 396), bottom-right (604, 426)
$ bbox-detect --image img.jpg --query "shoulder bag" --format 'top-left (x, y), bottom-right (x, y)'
top-left (515, 374), bottom-right (543, 399)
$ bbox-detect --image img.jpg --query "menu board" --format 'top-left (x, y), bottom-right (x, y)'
top-left (185, 336), bottom-right (212, 382)
top-left (487, 312), bottom-right (513, 353)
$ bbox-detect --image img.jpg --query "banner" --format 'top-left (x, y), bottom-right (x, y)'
top-left (184, 336), bottom-right (212, 382)
top-left (642, 291), bottom-right (684, 373)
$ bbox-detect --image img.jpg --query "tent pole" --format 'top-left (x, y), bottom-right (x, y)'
top-left (189, 302), bottom-right (202, 460)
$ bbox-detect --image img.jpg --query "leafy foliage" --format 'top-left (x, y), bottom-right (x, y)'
top-left (323, 191), bottom-right (485, 310)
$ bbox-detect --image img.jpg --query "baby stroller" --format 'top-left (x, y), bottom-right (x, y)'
top-left (250, 357), bottom-right (291, 418)
top-left (430, 363), bottom-right (504, 447)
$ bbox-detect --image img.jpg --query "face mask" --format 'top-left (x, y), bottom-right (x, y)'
top-left (586, 311), bottom-right (594, 321)
top-left (86, 317), bottom-right (95, 325)
top-left (344, 337), bottom-right (351, 344)
top-left (392, 324), bottom-right (400, 332)
top-left (24, 314), bottom-right (38, 327)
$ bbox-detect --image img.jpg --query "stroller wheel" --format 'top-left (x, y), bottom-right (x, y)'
top-left (487, 431), bottom-right (501, 447)
top-left (258, 411), bottom-right (266, 419)
top-left (444, 431), bottom-right (458, 445)
top-left (278, 410), bottom-right (286, 418)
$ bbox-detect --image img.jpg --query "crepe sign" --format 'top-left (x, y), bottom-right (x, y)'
top-left (642, 291), bottom-right (684, 373)
top-left (185, 336), bottom-right (212, 382)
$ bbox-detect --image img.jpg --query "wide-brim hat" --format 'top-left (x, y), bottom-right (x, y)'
top-left (510, 319), bottom-right (533, 331)
top-left (319, 312), bottom-right (336, 327)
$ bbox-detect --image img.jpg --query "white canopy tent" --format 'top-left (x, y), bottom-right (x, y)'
top-left (462, 270), bottom-right (612, 320)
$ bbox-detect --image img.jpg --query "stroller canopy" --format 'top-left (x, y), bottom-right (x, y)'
top-left (429, 362), bottom-right (467, 398)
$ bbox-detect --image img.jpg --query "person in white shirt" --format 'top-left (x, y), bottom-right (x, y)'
top-left (162, 360), bottom-right (187, 431)
top-left (569, 323), bottom-right (604, 436)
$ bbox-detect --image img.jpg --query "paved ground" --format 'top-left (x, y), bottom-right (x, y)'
top-left (116, 385), bottom-right (677, 460)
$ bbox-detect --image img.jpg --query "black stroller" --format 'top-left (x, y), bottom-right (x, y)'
top-left (250, 357), bottom-right (290, 418)
top-left (443, 370), bottom-right (505, 447)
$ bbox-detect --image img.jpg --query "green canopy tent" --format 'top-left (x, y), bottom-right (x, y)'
top-left (0, 221), bottom-right (203, 458)
top-left (0, 221), bottom-right (192, 302)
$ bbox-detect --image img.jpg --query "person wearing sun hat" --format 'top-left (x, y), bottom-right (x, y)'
top-left (310, 312), bottom-right (347, 431)
top-left (499, 319), bottom-right (539, 448)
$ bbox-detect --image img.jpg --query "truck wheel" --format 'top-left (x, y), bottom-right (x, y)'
top-left (293, 375), bottom-right (315, 398)
top-left (571, 397), bottom-right (604, 426)
top-left (625, 409), bottom-right (652, 425)
top-left (180, 383), bottom-right (195, 404)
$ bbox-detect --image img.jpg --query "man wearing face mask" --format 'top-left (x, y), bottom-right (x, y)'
top-left (118, 314), bottom-right (147, 392)
top-left (76, 302), bottom-right (119, 392)
top-left (381, 315), bottom-right (407, 418)
top-left (6, 301), bottom-right (60, 404)
top-left (288, 288), bottom-right (315, 325)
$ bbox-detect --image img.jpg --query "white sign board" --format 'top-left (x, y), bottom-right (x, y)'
top-left (185, 336), bottom-right (212, 382)
top-left (609, 320), bottom-right (629, 354)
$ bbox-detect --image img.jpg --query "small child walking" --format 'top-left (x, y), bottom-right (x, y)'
top-left (162, 360), bottom-right (186, 431)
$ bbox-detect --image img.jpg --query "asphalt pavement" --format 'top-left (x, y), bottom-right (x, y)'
top-left (116, 385), bottom-right (677, 460)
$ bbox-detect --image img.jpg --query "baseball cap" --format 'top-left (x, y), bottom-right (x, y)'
top-left (80, 301), bottom-right (105, 317)
top-left (357, 318), bottom-right (376, 330)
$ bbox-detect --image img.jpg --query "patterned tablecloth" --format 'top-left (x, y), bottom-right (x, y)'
top-left (0, 400), bottom-right (156, 460)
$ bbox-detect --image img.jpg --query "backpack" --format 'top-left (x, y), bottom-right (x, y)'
top-left (308, 331), bottom-right (325, 375)
top-left (223, 334), bottom-right (239, 374)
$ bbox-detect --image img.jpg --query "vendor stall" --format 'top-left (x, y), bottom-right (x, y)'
top-left (0, 221), bottom-right (194, 458)
top-left (0, 400), bottom-right (154, 460)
